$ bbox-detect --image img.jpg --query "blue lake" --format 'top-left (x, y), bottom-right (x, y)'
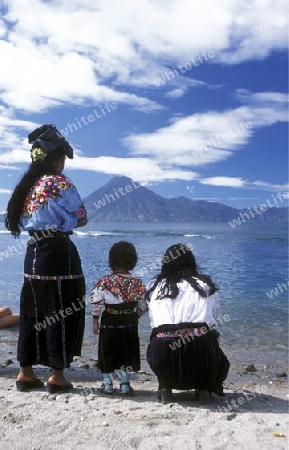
top-left (0, 222), bottom-right (288, 369)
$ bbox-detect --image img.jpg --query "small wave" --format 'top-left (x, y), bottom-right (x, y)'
top-left (256, 237), bottom-right (288, 242)
top-left (74, 231), bottom-right (102, 237)
top-left (74, 230), bottom-right (127, 237)
top-left (73, 230), bottom-right (187, 237)
top-left (184, 234), bottom-right (214, 239)
top-left (72, 229), bottom-right (219, 239)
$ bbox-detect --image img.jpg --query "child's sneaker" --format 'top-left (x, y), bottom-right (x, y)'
top-left (120, 382), bottom-right (134, 396)
top-left (100, 383), bottom-right (114, 395)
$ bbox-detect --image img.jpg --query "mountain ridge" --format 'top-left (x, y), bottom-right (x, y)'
top-left (0, 176), bottom-right (287, 224)
top-left (83, 176), bottom-right (289, 223)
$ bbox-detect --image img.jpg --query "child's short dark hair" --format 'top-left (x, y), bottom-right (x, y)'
top-left (109, 241), bottom-right (138, 271)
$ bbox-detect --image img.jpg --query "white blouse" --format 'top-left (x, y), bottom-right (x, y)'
top-left (146, 278), bottom-right (219, 329)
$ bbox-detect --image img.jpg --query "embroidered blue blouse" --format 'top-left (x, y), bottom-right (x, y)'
top-left (20, 174), bottom-right (87, 233)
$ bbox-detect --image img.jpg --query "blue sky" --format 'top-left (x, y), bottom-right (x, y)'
top-left (0, 0), bottom-right (288, 212)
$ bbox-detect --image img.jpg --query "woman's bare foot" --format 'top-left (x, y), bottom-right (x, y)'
top-left (48, 369), bottom-right (73, 387)
top-left (17, 366), bottom-right (39, 382)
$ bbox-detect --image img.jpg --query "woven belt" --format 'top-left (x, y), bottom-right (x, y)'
top-left (156, 327), bottom-right (208, 338)
top-left (28, 230), bottom-right (73, 238)
top-left (105, 308), bottom-right (134, 315)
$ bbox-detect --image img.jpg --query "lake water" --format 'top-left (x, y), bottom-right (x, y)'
top-left (0, 222), bottom-right (288, 370)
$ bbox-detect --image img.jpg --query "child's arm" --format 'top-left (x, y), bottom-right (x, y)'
top-left (92, 316), bottom-right (99, 335)
top-left (136, 293), bottom-right (148, 317)
top-left (136, 280), bottom-right (148, 317)
top-left (90, 286), bottom-right (105, 335)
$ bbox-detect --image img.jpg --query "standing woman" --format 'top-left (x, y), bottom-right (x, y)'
top-left (146, 244), bottom-right (230, 404)
top-left (5, 124), bottom-right (87, 393)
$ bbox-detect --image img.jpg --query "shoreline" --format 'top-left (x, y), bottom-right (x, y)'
top-left (1, 338), bottom-right (288, 449)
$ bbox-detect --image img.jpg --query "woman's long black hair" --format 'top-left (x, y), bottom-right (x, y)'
top-left (147, 243), bottom-right (218, 299)
top-left (5, 149), bottom-right (65, 237)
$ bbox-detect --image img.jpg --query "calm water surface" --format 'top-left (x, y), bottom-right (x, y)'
top-left (0, 222), bottom-right (288, 369)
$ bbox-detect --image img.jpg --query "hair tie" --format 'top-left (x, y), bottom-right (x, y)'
top-left (31, 147), bottom-right (46, 162)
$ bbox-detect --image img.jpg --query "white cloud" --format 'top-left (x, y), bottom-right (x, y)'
top-left (0, 19), bottom-right (6, 38)
top-left (217, 2), bottom-right (289, 64)
top-left (0, 149), bottom-right (28, 164)
top-left (0, 188), bottom-right (12, 194)
top-left (199, 177), bottom-right (289, 192)
top-left (0, 0), bottom-right (288, 114)
top-left (0, 0), bottom-right (287, 194)
top-left (0, 39), bottom-right (161, 112)
top-left (123, 96), bottom-right (287, 167)
top-left (236, 89), bottom-right (289, 104)
top-left (0, 165), bottom-right (21, 170)
top-left (251, 180), bottom-right (289, 191)
top-left (0, 110), bottom-right (38, 164)
top-left (0, 90), bottom-right (287, 190)
top-left (165, 88), bottom-right (186, 99)
top-left (200, 177), bottom-right (246, 187)
top-left (66, 155), bottom-right (199, 183)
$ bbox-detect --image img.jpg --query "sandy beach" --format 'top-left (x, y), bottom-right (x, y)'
top-left (0, 333), bottom-right (288, 450)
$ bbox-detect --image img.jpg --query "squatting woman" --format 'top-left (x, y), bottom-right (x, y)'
top-left (146, 243), bottom-right (230, 404)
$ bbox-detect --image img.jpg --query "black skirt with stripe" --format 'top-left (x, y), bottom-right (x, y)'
top-left (146, 323), bottom-right (230, 391)
top-left (97, 310), bottom-right (140, 373)
top-left (17, 235), bottom-right (85, 370)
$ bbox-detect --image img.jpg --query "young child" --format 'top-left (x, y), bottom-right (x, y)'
top-left (91, 241), bottom-right (147, 395)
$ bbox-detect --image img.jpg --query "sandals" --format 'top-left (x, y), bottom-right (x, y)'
top-left (16, 379), bottom-right (44, 392)
top-left (119, 382), bottom-right (134, 396)
top-left (47, 381), bottom-right (73, 394)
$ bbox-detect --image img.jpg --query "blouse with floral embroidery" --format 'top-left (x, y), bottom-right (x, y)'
top-left (21, 174), bottom-right (87, 233)
top-left (90, 273), bottom-right (147, 318)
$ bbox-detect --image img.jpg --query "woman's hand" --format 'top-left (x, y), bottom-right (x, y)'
top-left (93, 318), bottom-right (99, 335)
top-left (76, 217), bottom-right (88, 228)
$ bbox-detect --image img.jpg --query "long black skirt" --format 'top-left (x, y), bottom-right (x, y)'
top-left (97, 311), bottom-right (140, 373)
top-left (147, 325), bottom-right (229, 391)
top-left (17, 236), bottom-right (85, 370)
